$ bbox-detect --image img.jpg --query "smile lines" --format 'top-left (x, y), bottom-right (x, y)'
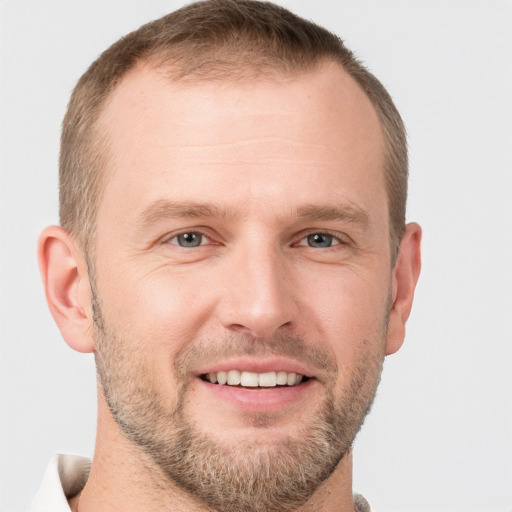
top-left (202, 370), bottom-right (306, 387)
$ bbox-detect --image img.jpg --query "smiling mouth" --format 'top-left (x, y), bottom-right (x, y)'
top-left (200, 370), bottom-right (309, 388)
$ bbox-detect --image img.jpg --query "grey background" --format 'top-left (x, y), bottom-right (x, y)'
top-left (1, 1), bottom-right (511, 511)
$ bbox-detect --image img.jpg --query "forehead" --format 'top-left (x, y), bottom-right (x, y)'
top-left (95, 61), bottom-right (386, 228)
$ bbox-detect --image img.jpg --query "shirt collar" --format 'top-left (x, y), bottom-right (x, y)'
top-left (29, 454), bottom-right (91, 512)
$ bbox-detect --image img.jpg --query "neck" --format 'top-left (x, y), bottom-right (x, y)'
top-left (73, 395), bottom-right (356, 512)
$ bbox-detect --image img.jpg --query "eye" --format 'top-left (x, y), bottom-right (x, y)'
top-left (297, 233), bottom-right (342, 248)
top-left (168, 232), bottom-right (208, 248)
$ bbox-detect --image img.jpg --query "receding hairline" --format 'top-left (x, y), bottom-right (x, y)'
top-left (60, 0), bottom-right (407, 262)
top-left (83, 55), bottom-right (392, 261)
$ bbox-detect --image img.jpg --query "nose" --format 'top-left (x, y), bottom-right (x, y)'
top-left (216, 241), bottom-right (300, 339)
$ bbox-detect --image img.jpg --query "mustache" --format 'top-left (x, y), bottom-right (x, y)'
top-left (173, 333), bottom-right (338, 380)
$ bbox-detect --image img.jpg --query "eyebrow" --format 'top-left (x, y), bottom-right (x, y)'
top-left (138, 199), bottom-right (370, 229)
top-left (296, 204), bottom-right (370, 229)
top-left (139, 199), bottom-right (240, 227)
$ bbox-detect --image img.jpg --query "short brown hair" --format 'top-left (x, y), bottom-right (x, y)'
top-left (60, 0), bottom-right (408, 258)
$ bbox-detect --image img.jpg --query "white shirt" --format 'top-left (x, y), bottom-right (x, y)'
top-left (29, 454), bottom-right (371, 511)
top-left (28, 455), bottom-right (90, 512)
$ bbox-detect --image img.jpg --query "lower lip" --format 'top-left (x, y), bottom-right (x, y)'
top-left (197, 378), bottom-right (315, 412)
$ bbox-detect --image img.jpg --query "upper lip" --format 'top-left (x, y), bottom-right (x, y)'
top-left (196, 357), bottom-right (314, 378)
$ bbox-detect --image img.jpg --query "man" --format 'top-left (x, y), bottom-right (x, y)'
top-left (33, 0), bottom-right (421, 510)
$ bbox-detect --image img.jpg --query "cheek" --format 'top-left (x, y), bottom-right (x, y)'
top-left (97, 263), bottom-right (217, 357)
top-left (93, 272), bottom-right (200, 411)
top-left (297, 266), bottom-right (390, 367)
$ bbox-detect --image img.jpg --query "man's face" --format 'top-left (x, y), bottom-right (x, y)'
top-left (91, 62), bottom-right (394, 510)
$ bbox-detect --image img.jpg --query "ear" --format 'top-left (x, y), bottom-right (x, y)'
top-left (385, 223), bottom-right (422, 355)
top-left (38, 225), bottom-right (94, 353)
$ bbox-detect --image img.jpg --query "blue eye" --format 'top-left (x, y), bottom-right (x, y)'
top-left (170, 232), bottom-right (205, 247)
top-left (297, 233), bottom-right (341, 248)
top-left (307, 233), bottom-right (334, 248)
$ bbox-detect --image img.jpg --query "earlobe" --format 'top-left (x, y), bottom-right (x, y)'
top-left (385, 223), bottom-right (422, 355)
top-left (38, 226), bottom-right (94, 353)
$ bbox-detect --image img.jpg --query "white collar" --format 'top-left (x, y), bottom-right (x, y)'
top-left (29, 455), bottom-right (91, 512)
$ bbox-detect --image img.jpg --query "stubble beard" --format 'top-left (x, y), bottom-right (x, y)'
top-left (93, 291), bottom-right (386, 512)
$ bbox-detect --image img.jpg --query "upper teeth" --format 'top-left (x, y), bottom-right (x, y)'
top-left (206, 370), bottom-right (304, 387)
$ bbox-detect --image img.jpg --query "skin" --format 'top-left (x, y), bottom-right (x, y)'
top-left (39, 61), bottom-right (421, 511)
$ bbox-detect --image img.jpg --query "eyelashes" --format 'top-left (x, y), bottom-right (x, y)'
top-left (168, 232), bottom-right (211, 248)
top-left (166, 230), bottom-right (348, 249)
top-left (295, 233), bottom-right (344, 248)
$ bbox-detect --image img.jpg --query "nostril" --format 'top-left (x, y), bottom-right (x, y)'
top-left (225, 321), bottom-right (295, 341)
top-left (228, 324), bottom-right (247, 333)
